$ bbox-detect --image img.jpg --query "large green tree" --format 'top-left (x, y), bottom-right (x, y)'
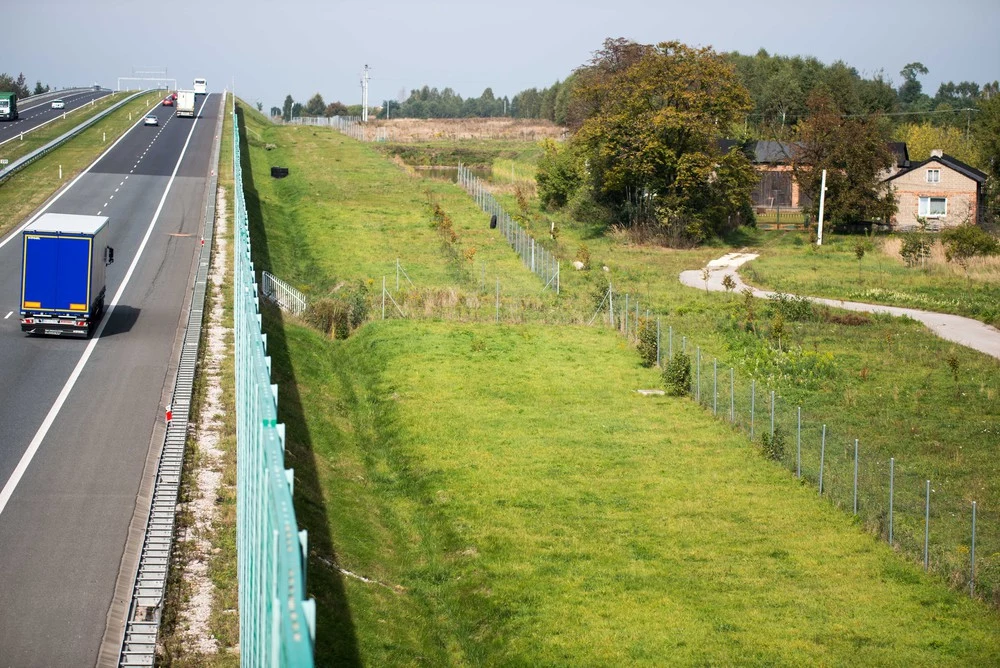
top-left (303, 93), bottom-right (326, 116)
top-left (282, 94), bottom-right (294, 122)
top-left (793, 92), bottom-right (896, 225)
top-left (569, 39), bottom-right (756, 239)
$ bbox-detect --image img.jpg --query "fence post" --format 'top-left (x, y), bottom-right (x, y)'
top-left (713, 359), bottom-right (718, 415)
top-left (609, 283), bottom-right (614, 327)
top-left (924, 480), bottom-right (931, 570)
top-left (889, 457), bottom-right (895, 543)
top-left (971, 501), bottom-right (977, 597)
top-left (668, 326), bottom-right (673, 358)
top-left (696, 347), bottom-right (701, 403)
top-left (796, 407), bottom-right (801, 478)
top-left (396, 258), bottom-right (400, 291)
top-left (625, 294), bottom-right (629, 337)
top-left (819, 425), bottom-right (826, 495)
top-left (730, 369), bottom-right (734, 423)
top-left (381, 276), bottom-right (386, 320)
top-left (495, 277), bottom-right (500, 323)
top-left (656, 318), bottom-right (661, 367)
top-left (750, 380), bottom-right (756, 440)
top-left (770, 390), bottom-right (775, 438)
top-left (682, 336), bottom-right (686, 354)
top-left (853, 439), bottom-right (859, 515)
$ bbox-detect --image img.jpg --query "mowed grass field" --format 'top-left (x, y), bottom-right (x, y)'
top-left (239, 104), bottom-right (1000, 663)
top-left (272, 317), bottom-right (1000, 665)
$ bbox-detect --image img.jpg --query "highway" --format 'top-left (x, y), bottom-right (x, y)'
top-left (0, 91), bottom-right (221, 666)
top-left (0, 88), bottom-right (116, 146)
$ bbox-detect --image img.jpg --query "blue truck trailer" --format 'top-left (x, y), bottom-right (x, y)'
top-left (20, 213), bottom-right (115, 338)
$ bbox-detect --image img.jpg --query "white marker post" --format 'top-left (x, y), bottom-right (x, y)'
top-left (816, 169), bottom-right (827, 246)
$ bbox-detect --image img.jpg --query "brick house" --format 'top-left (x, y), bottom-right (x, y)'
top-left (884, 150), bottom-right (987, 230)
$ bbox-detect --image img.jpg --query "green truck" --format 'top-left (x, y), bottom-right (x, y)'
top-left (0, 91), bottom-right (17, 120)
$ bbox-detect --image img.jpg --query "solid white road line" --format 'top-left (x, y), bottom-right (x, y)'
top-left (0, 95), bottom-right (210, 516)
top-left (4, 311), bottom-right (12, 319)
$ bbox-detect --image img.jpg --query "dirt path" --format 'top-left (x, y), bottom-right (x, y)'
top-left (680, 252), bottom-right (1000, 361)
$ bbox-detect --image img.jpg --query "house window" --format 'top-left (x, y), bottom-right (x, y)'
top-left (926, 169), bottom-right (940, 183)
top-left (918, 196), bottom-right (947, 217)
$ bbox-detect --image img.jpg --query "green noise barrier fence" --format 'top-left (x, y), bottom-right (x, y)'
top-left (234, 100), bottom-right (316, 666)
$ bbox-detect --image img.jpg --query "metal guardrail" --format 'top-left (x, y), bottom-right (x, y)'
top-left (117, 94), bottom-right (226, 666)
top-left (261, 271), bottom-right (308, 315)
top-left (0, 89), bottom-right (147, 183)
top-left (234, 100), bottom-right (316, 665)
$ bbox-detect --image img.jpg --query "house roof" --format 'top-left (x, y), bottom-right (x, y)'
top-left (754, 141), bottom-right (798, 164)
top-left (887, 142), bottom-right (909, 168)
top-left (886, 153), bottom-right (987, 183)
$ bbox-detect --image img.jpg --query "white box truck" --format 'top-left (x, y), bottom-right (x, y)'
top-left (176, 90), bottom-right (196, 118)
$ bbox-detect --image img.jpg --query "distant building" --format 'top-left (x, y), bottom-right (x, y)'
top-left (884, 150), bottom-right (987, 230)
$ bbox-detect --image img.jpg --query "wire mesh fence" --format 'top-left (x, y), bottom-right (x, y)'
top-left (234, 102), bottom-right (316, 665)
top-left (456, 163), bottom-right (560, 293)
top-left (591, 284), bottom-right (995, 607)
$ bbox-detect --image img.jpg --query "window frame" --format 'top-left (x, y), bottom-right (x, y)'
top-left (926, 169), bottom-right (940, 183)
top-left (918, 196), bottom-right (947, 218)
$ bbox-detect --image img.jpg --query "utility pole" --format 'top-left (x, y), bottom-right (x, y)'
top-left (361, 64), bottom-right (371, 123)
top-left (816, 169), bottom-right (827, 246)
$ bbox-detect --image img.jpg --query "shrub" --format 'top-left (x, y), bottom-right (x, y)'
top-left (347, 281), bottom-right (370, 329)
top-left (767, 293), bottom-right (814, 322)
top-left (536, 138), bottom-right (581, 209)
top-left (942, 224), bottom-right (999, 269)
top-left (302, 298), bottom-right (338, 335)
top-left (636, 317), bottom-right (658, 368)
top-left (662, 352), bottom-right (692, 396)
top-left (757, 426), bottom-right (786, 462)
top-left (900, 233), bottom-right (931, 267)
top-left (576, 243), bottom-right (591, 270)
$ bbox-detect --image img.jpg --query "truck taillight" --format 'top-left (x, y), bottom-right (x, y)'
top-left (76, 320), bottom-right (86, 327)
top-left (24, 318), bottom-right (33, 324)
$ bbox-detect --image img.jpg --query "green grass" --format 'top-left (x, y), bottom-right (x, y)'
top-left (740, 233), bottom-right (1000, 327)
top-left (270, 316), bottom-right (1000, 665)
top-left (239, 103), bottom-right (1000, 663)
top-left (239, 110), bottom-right (542, 305)
top-left (0, 91), bottom-right (164, 238)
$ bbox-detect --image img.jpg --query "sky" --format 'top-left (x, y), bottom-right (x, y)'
top-left (4, 0), bottom-right (998, 113)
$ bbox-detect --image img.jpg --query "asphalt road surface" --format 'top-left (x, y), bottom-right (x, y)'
top-left (0, 91), bottom-right (221, 666)
top-left (0, 88), bottom-right (114, 146)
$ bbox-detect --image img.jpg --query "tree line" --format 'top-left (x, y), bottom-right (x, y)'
top-left (533, 38), bottom-right (1000, 245)
top-left (0, 72), bottom-right (52, 98)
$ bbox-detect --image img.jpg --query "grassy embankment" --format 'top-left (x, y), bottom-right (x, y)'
top-left (0, 91), bottom-right (164, 237)
top-left (239, 102), bottom-right (1000, 665)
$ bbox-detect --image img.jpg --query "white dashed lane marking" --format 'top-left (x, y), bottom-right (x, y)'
top-left (98, 108), bottom-right (175, 215)
top-left (4, 312), bottom-right (12, 320)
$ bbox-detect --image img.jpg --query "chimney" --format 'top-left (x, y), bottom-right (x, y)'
top-left (931, 149), bottom-right (943, 158)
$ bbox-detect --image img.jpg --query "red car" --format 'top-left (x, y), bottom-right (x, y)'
top-left (162, 97), bottom-right (174, 106)
top-left (171, 92), bottom-right (177, 100)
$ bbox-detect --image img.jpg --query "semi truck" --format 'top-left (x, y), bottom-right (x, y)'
top-left (0, 91), bottom-right (17, 120)
top-left (20, 213), bottom-right (115, 338)
top-left (176, 90), bottom-right (196, 118)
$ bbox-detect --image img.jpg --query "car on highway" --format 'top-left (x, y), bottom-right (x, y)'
top-left (143, 114), bottom-right (158, 126)
top-left (162, 97), bottom-right (173, 106)
top-left (51, 99), bottom-right (65, 109)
